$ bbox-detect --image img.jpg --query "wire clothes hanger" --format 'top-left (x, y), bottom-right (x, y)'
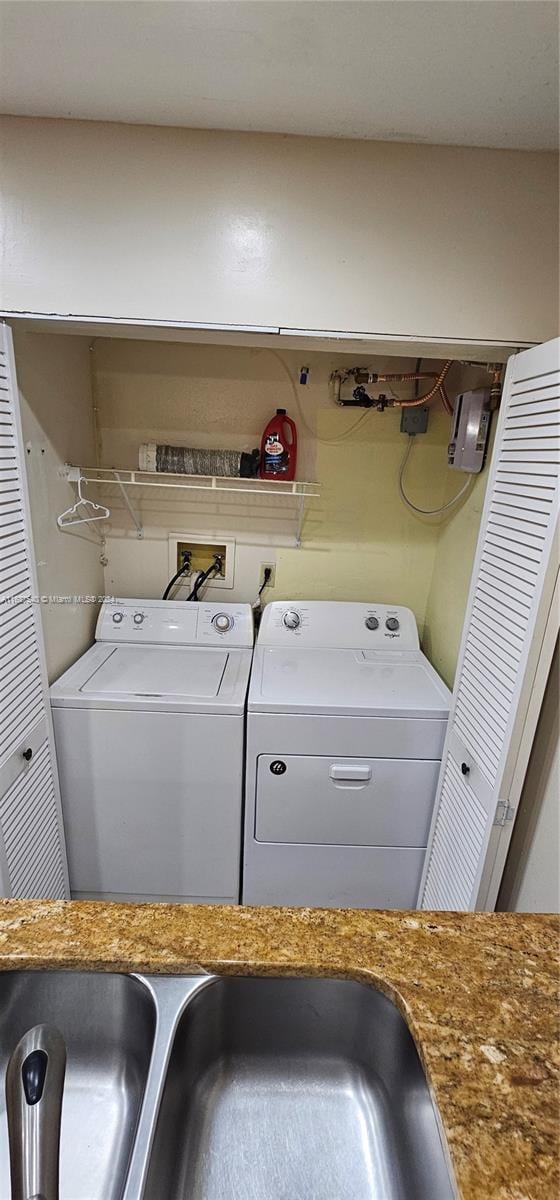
top-left (57, 475), bottom-right (110, 529)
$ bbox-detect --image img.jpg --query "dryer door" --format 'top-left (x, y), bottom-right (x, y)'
top-left (255, 754), bottom-right (439, 846)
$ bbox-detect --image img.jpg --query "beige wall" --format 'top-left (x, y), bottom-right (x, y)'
top-left (94, 338), bottom-right (486, 649)
top-left (15, 331), bottom-right (105, 681)
top-left (498, 645), bottom-right (559, 913)
top-left (1, 116), bottom-right (557, 345)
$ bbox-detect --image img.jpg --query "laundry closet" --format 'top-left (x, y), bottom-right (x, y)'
top-left (1, 309), bottom-right (558, 913)
top-left (0, 111), bottom-right (558, 913)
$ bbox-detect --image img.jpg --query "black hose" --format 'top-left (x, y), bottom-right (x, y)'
top-left (163, 555), bottom-right (222, 602)
top-left (162, 558), bottom-right (192, 601)
top-left (185, 558), bottom-right (222, 602)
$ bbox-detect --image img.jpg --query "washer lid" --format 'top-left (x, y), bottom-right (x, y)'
top-left (80, 645), bottom-right (228, 698)
top-left (50, 641), bottom-right (253, 713)
top-left (250, 647), bottom-right (451, 717)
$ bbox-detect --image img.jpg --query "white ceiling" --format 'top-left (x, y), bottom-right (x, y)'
top-left (0, 1), bottom-right (558, 151)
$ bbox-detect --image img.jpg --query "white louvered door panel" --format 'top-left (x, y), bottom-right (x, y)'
top-left (0, 322), bottom-right (69, 897)
top-left (419, 337), bottom-right (560, 912)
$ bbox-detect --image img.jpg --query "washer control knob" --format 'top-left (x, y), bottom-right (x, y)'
top-left (283, 610), bottom-right (301, 630)
top-left (386, 617), bottom-right (400, 632)
top-left (365, 616), bottom-right (379, 631)
top-left (112, 612), bottom-right (124, 624)
top-left (133, 612), bottom-right (145, 625)
top-left (213, 613), bottom-right (233, 633)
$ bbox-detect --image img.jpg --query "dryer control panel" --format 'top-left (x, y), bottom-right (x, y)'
top-left (96, 599), bottom-right (254, 647)
top-left (258, 601), bottom-right (419, 650)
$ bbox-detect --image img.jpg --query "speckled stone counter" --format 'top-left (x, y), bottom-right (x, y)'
top-left (0, 900), bottom-right (557, 1199)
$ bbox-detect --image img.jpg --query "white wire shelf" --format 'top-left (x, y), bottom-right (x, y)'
top-left (59, 465), bottom-right (321, 545)
top-left (62, 465), bottom-right (320, 497)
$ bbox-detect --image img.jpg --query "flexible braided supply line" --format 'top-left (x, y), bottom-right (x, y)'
top-left (393, 360), bottom-right (454, 409)
top-left (353, 362), bottom-right (455, 414)
top-left (375, 371), bottom-right (439, 383)
top-left (438, 381), bottom-right (454, 414)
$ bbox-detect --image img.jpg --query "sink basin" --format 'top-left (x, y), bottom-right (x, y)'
top-left (0, 972), bottom-right (454, 1199)
top-left (143, 976), bottom-right (453, 1200)
top-left (0, 971), bottom-right (155, 1200)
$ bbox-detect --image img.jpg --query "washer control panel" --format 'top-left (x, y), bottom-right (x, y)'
top-left (258, 601), bottom-right (418, 649)
top-left (96, 599), bottom-right (253, 647)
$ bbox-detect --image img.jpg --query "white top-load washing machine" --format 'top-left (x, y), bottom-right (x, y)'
top-left (51, 598), bottom-right (253, 903)
top-left (242, 601), bottom-right (451, 909)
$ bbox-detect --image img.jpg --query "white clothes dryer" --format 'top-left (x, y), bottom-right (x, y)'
top-left (51, 598), bottom-right (253, 903)
top-left (242, 601), bottom-right (450, 909)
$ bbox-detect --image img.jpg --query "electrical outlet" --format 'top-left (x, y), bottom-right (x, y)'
top-left (259, 563), bottom-right (276, 589)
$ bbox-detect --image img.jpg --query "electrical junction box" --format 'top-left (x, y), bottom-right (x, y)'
top-left (400, 406), bottom-right (429, 436)
top-left (168, 533), bottom-right (235, 590)
top-left (448, 388), bottom-right (492, 474)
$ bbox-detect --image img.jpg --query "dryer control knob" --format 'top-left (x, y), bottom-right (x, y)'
top-left (283, 610), bottom-right (301, 630)
top-left (386, 617), bottom-right (400, 631)
top-left (133, 612), bottom-right (145, 625)
top-left (213, 613), bottom-right (233, 633)
top-left (112, 612), bottom-right (124, 624)
top-left (365, 616), bottom-right (379, 630)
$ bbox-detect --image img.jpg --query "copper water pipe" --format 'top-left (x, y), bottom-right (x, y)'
top-left (439, 381), bottom-right (454, 415)
top-left (352, 361), bottom-right (454, 412)
top-left (335, 361), bottom-right (455, 413)
top-left (392, 360), bottom-right (454, 410)
top-left (377, 371), bottom-right (439, 383)
top-left (354, 369), bottom-right (438, 384)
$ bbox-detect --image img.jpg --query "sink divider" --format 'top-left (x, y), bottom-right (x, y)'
top-left (123, 975), bottom-right (216, 1200)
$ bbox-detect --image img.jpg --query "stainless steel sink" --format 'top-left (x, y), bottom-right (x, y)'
top-left (0, 971), bottom-right (156, 1200)
top-left (0, 972), bottom-right (455, 1199)
top-left (142, 976), bottom-right (454, 1200)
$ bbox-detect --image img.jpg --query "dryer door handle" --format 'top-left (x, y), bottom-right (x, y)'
top-left (329, 763), bottom-right (372, 784)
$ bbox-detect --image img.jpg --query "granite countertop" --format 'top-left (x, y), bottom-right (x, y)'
top-left (0, 900), bottom-right (557, 1199)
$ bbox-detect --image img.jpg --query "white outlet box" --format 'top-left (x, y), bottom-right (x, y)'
top-left (168, 532), bottom-right (235, 590)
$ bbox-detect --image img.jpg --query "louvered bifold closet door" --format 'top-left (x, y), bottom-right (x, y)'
top-left (0, 323), bottom-right (69, 897)
top-left (419, 337), bottom-right (559, 912)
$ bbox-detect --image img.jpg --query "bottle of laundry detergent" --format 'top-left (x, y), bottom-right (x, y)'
top-left (259, 409), bottom-right (297, 480)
